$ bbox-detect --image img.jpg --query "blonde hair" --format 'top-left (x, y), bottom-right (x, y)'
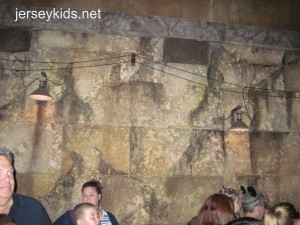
top-left (264, 202), bottom-right (299, 225)
top-left (264, 212), bottom-right (278, 225)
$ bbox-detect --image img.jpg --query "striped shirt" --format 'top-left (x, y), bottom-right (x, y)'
top-left (100, 209), bottom-right (112, 225)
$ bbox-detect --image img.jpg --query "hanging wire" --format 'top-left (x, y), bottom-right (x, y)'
top-left (46, 62), bottom-right (74, 86)
top-left (1, 60), bottom-right (131, 72)
top-left (71, 60), bottom-right (131, 69)
top-left (136, 60), bottom-right (300, 98)
top-left (2, 53), bottom-right (300, 99)
top-left (45, 74), bottom-right (66, 86)
top-left (136, 61), bottom-right (208, 86)
top-left (17, 70), bottom-right (39, 87)
top-left (1, 57), bottom-right (68, 64)
top-left (72, 54), bottom-right (132, 64)
top-left (137, 55), bottom-right (300, 94)
top-left (0, 54), bottom-right (131, 65)
top-left (136, 38), bottom-right (163, 55)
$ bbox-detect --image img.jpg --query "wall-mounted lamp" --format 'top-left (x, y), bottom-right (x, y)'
top-left (19, 70), bottom-right (66, 102)
top-left (28, 72), bottom-right (53, 101)
top-left (229, 105), bottom-right (251, 132)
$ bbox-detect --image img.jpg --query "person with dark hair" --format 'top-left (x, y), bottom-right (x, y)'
top-left (73, 203), bottom-right (99, 225)
top-left (196, 193), bottom-right (234, 225)
top-left (0, 214), bottom-right (16, 225)
top-left (54, 179), bottom-right (119, 225)
top-left (0, 148), bottom-right (52, 225)
top-left (219, 185), bottom-right (242, 219)
top-left (264, 202), bottom-right (299, 225)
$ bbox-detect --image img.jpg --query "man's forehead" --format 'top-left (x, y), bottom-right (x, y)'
top-left (0, 155), bottom-right (12, 161)
top-left (0, 156), bottom-right (13, 167)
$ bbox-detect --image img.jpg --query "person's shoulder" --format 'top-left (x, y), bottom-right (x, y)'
top-left (14, 192), bottom-right (40, 202)
top-left (13, 192), bottom-right (44, 208)
top-left (55, 210), bottom-right (71, 219)
top-left (226, 217), bottom-right (262, 225)
top-left (11, 193), bottom-right (51, 225)
top-left (106, 211), bottom-right (116, 217)
top-left (53, 210), bottom-right (73, 225)
top-left (105, 211), bottom-right (119, 225)
top-left (187, 216), bottom-right (197, 225)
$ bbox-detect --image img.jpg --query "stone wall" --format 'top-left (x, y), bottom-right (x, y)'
top-left (0, 4), bottom-right (300, 225)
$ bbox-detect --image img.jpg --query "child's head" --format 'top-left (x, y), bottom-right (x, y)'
top-left (73, 203), bottom-right (100, 225)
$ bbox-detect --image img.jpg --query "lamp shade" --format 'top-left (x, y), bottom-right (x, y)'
top-left (29, 87), bottom-right (53, 101)
top-left (229, 119), bottom-right (250, 132)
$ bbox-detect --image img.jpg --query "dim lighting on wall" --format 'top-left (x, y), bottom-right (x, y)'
top-left (229, 105), bottom-right (251, 132)
top-left (28, 72), bottom-right (53, 101)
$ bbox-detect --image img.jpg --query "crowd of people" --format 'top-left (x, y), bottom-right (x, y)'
top-left (188, 185), bottom-right (300, 225)
top-left (53, 179), bottom-right (118, 225)
top-left (0, 147), bottom-right (298, 225)
top-left (0, 148), bottom-right (118, 225)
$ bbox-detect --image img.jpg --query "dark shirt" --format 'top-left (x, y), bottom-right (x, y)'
top-left (53, 211), bottom-right (73, 225)
top-left (106, 212), bottom-right (119, 225)
top-left (9, 192), bottom-right (52, 225)
top-left (226, 217), bottom-right (262, 225)
top-left (187, 216), bottom-right (197, 225)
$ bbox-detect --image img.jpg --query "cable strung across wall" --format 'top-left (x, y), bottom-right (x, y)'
top-left (0, 54), bottom-right (132, 64)
top-left (0, 53), bottom-right (300, 99)
top-left (136, 55), bottom-right (299, 94)
top-left (135, 61), bottom-right (299, 98)
top-left (135, 55), bottom-right (300, 98)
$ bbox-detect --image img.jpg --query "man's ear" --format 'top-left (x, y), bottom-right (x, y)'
top-left (253, 205), bottom-right (260, 216)
top-left (99, 194), bottom-right (102, 201)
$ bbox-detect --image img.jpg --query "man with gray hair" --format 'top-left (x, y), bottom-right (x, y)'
top-left (0, 148), bottom-right (52, 225)
top-left (240, 186), bottom-right (265, 221)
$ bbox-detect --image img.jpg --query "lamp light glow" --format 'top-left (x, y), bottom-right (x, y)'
top-left (28, 72), bottom-right (53, 101)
